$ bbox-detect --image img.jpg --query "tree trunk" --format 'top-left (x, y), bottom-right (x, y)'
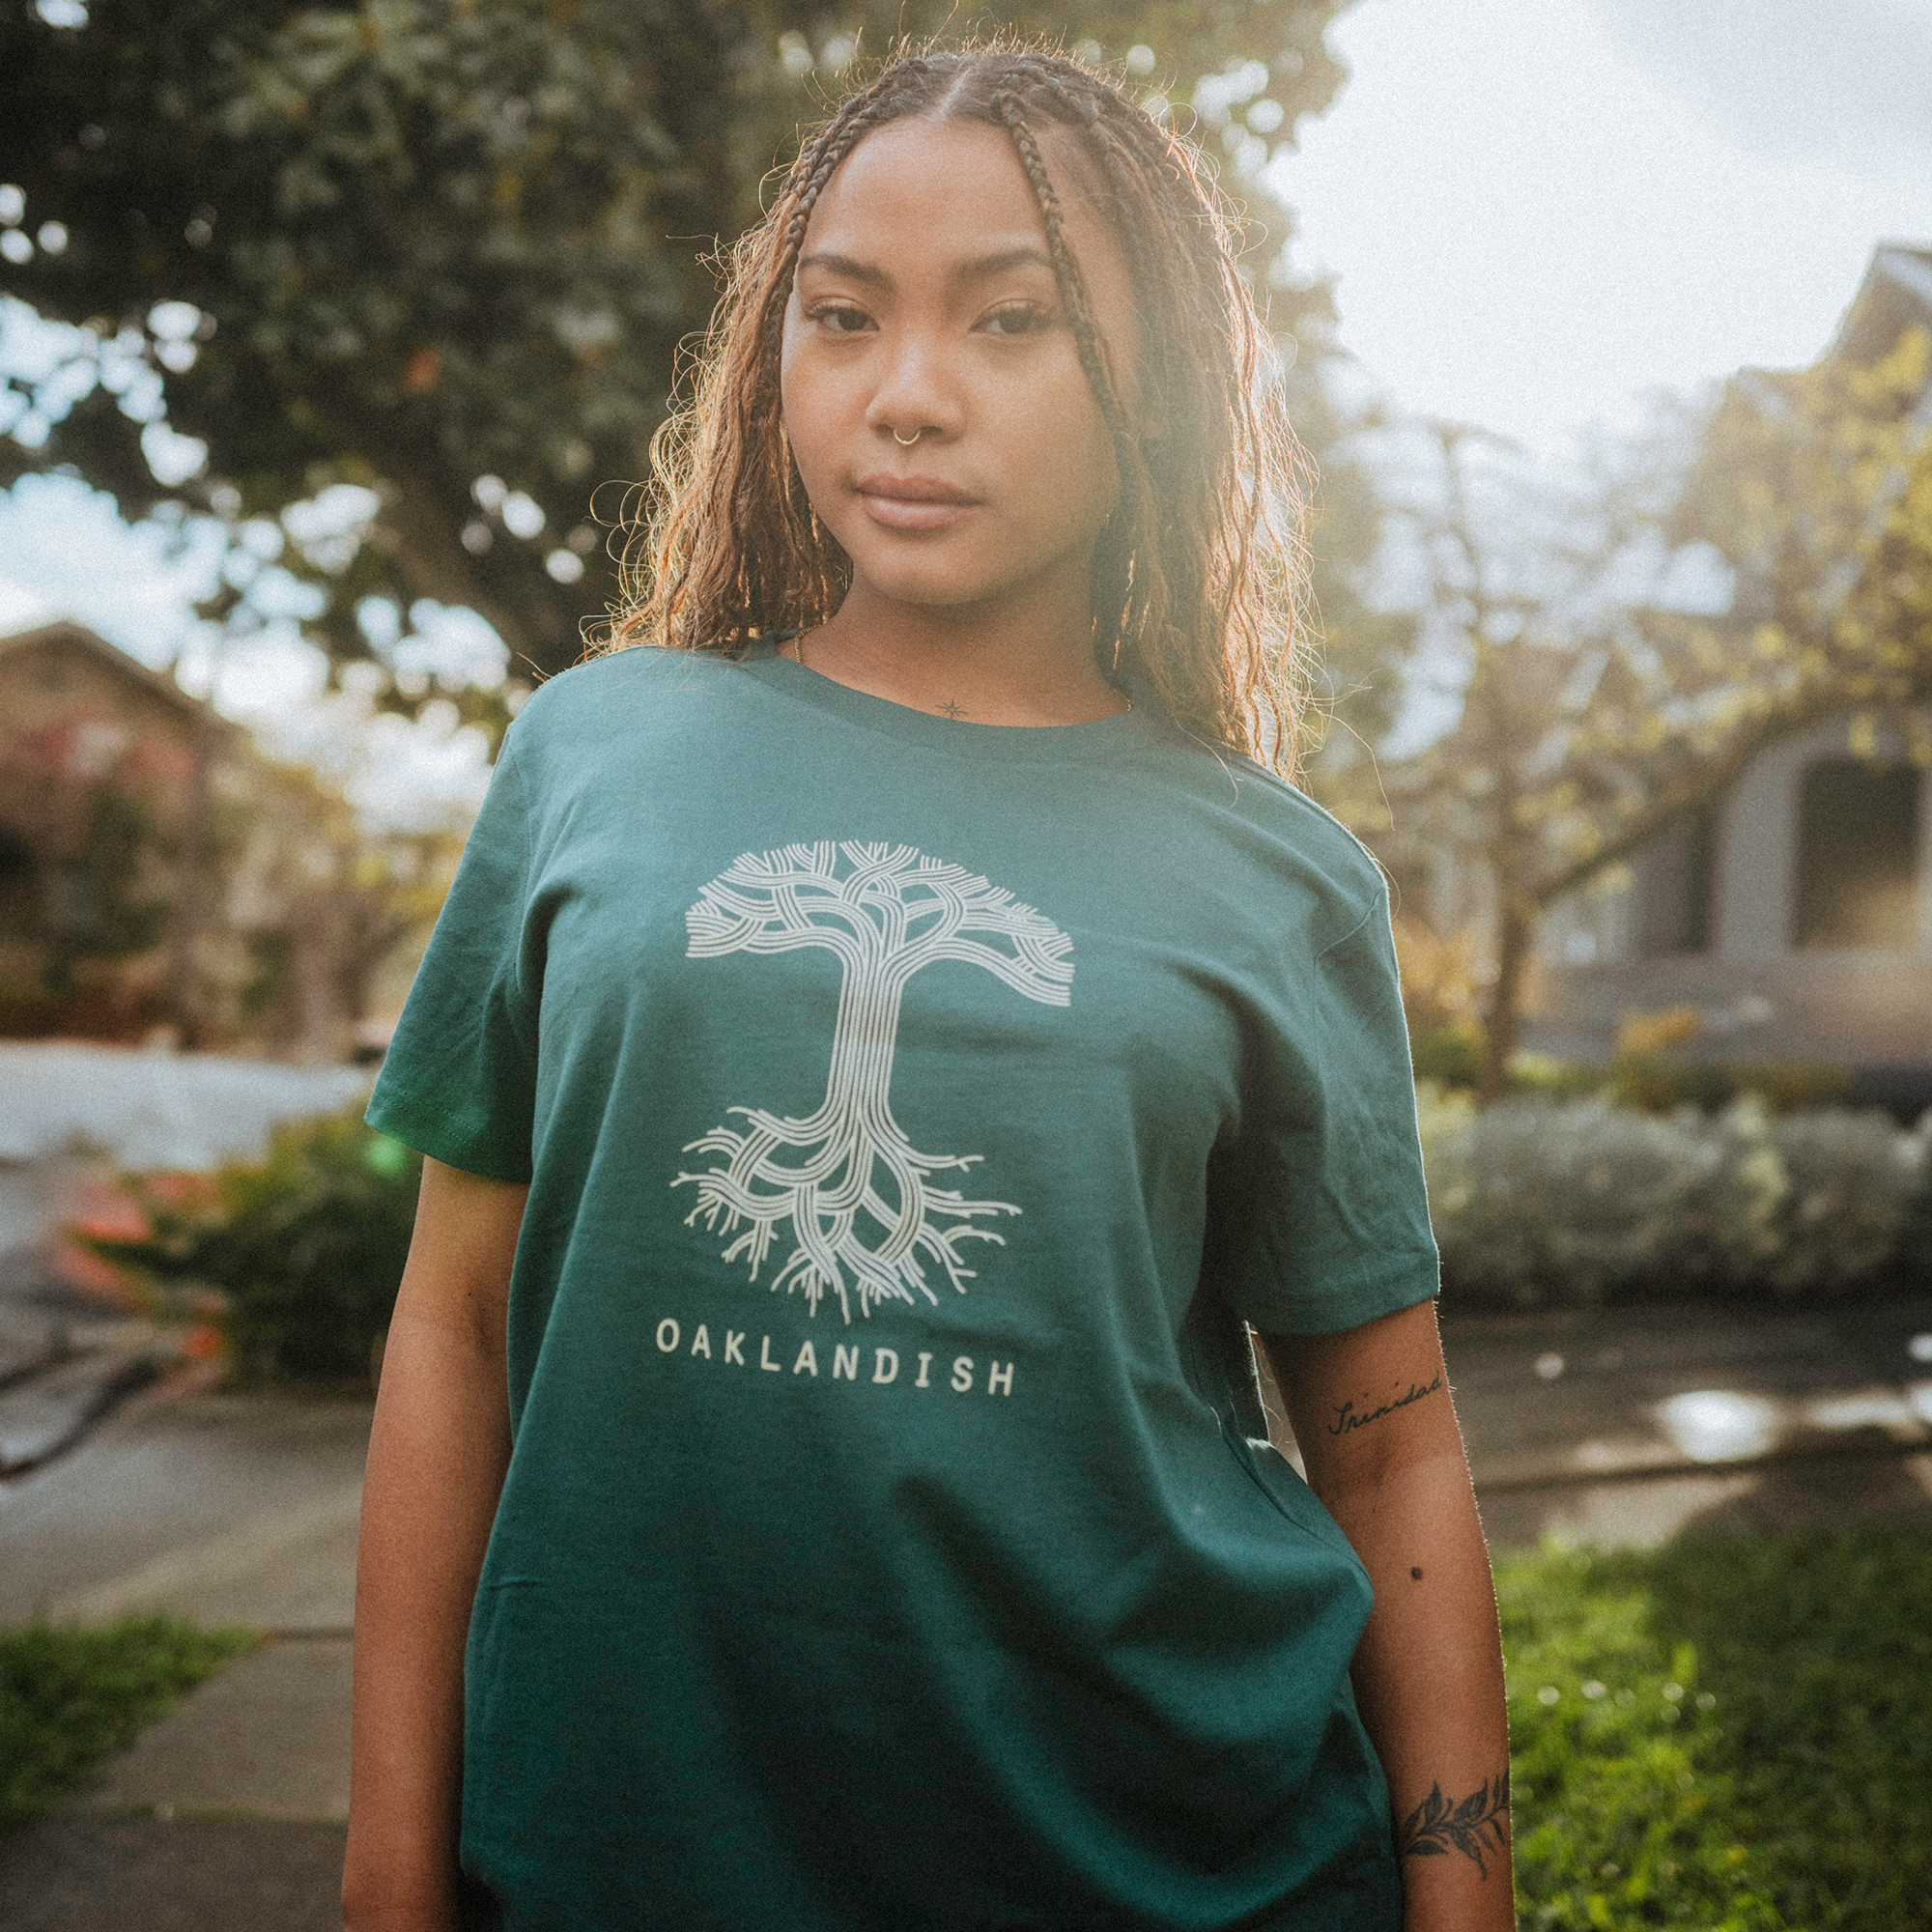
top-left (1479, 890), bottom-right (1537, 1101)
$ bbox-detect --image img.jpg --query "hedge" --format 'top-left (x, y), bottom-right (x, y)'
top-left (1421, 1088), bottom-right (1932, 1305)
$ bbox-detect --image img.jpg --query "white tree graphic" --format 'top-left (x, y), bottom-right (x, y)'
top-left (673, 841), bottom-right (1073, 1322)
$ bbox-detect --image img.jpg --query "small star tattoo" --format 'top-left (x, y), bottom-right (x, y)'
top-left (938, 699), bottom-right (966, 720)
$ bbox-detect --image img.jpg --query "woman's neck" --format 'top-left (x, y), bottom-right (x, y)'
top-left (786, 578), bottom-right (1128, 726)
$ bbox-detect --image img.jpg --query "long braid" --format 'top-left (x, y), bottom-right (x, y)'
top-left (989, 66), bottom-right (1244, 714)
top-left (989, 90), bottom-right (1135, 462)
top-left (1025, 67), bottom-right (1297, 752)
top-left (756, 83), bottom-right (908, 388)
top-left (992, 88), bottom-right (1152, 668)
top-left (732, 67), bottom-right (959, 629)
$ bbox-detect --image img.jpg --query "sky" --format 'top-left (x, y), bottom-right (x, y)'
top-left (5, 0), bottom-right (1932, 804)
top-left (1270, 0), bottom-right (1932, 449)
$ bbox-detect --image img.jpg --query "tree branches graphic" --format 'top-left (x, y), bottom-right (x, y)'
top-left (673, 842), bottom-right (1073, 1323)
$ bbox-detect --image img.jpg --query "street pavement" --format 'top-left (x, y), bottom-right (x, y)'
top-left (1, 1292), bottom-right (1929, 1928)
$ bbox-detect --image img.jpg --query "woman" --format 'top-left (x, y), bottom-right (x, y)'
top-left (344, 43), bottom-right (1511, 1932)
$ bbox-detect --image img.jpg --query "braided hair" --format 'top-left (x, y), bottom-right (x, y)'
top-left (603, 41), bottom-right (1313, 774)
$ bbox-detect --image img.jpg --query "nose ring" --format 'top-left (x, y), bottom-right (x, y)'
top-left (892, 427), bottom-right (923, 446)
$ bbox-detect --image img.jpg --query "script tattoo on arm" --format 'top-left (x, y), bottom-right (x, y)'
top-left (1327, 1371), bottom-right (1443, 1437)
top-left (1394, 1771), bottom-right (1511, 1879)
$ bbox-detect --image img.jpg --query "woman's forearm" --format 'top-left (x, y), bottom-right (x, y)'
top-left (342, 1163), bottom-right (524, 1932)
top-left (1318, 1450), bottom-right (1512, 1932)
top-left (1264, 1304), bottom-right (1512, 1932)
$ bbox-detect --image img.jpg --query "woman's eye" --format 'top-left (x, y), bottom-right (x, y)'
top-left (810, 304), bottom-right (873, 334)
top-left (980, 304), bottom-right (1049, 338)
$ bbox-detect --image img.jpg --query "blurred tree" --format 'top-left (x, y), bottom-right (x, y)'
top-left (0, 0), bottom-right (1361, 705)
top-left (1662, 323), bottom-right (1932, 770)
top-left (1292, 358), bottom-right (1421, 788)
top-left (1374, 420), bottom-right (1669, 1095)
top-left (1383, 321), bottom-right (1932, 1096)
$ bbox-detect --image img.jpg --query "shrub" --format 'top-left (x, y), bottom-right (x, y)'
top-left (1409, 1020), bottom-right (1487, 1090)
top-left (1746, 1105), bottom-right (1927, 1293)
top-left (1422, 1094), bottom-right (1720, 1305)
top-left (84, 1106), bottom-right (421, 1382)
top-left (1606, 1056), bottom-right (1854, 1117)
top-left (1421, 1088), bottom-right (1931, 1304)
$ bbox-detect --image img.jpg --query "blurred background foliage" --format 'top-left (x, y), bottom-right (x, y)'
top-left (0, 1614), bottom-right (259, 1830)
top-left (0, 0), bottom-right (1401, 739)
top-left (1417, 1084), bottom-right (1932, 1308)
top-left (67, 1078), bottom-right (1928, 1394)
top-left (1367, 342), bottom-right (1932, 1095)
top-left (81, 1106), bottom-right (421, 1381)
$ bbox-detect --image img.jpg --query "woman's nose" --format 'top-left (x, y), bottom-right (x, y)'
top-left (865, 328), bottom-right (964, 443)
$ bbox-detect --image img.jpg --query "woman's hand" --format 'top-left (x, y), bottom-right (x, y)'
top-left (341, 1158), bottom-right (526, 1932)
top-left (1262, 1301), bottom-right (1514, 1932)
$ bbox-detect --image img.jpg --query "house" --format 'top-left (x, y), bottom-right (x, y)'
top-left (1530, 246), bottom-right (1932, 1111)
top-left (0, 619), bottom-right (222, 1039)
top-left (0, 620), bottom-right (455, 1059)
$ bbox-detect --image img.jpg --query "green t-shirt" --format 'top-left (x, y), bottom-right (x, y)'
top-left (367, 642), bottom-right (1439, 1932)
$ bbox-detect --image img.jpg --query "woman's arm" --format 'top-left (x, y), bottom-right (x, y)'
top-left (342, 1157), bottom-right (527, 1932)
top-left (1260, 1300), bottom-right (1512, 1932)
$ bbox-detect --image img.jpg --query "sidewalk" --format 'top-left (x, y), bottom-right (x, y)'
top-left (0, 1381), bottom-right (368, 1931)
top-left (1, 1293), bottom-right (1929, 1927)
top-left (1441, 1293), bottom-right (1932, 1547)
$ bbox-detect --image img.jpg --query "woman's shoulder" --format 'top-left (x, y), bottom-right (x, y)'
top-left (1163, 743), bottom-right (1388, 928)
top-left (510, 643), bottom-right (740, 727)
top-left (501, 645), bottom-right (771, 775)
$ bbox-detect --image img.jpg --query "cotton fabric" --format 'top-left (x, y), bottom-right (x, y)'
top-left (367, 641), bottom-right (1439, 1931)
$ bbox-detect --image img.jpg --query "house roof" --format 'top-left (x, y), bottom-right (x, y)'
top-left (0, 620), bottom-right (236, 736)
top-left (1831, 243), bottom-right (1932, 366)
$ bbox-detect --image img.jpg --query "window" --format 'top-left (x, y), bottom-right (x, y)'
top-left (1793, 760), bottom-right (1921, 950)
top-left (1635, 807), bottom-right (1718, 957)
top-left (0, 824), bottom-right (39, 941)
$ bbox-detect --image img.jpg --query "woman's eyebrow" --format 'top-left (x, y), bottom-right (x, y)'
top-left (795, 244), bottom-right (1057, 288)
top-left (797, 249), bottom-right (886, 285)
top-left (952, 244), bottom-right (1057, 281)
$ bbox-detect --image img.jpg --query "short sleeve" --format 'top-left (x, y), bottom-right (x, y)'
top-left (1219, 891), bottom-right (1439, 1335)
top-left (365, 736), bottom-right (538, 1182)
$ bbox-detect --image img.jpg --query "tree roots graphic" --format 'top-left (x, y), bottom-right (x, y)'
top-left (672, 841), bottom-right (1073, 1323)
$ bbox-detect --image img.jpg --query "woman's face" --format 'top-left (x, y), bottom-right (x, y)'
top-left (780, 114), bottom-right (1143, 623)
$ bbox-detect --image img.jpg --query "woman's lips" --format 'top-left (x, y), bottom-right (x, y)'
top-left (853, 472), bottom-right (979, 532)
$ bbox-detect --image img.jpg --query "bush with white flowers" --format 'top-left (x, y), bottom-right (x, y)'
top-left (1417, 1086), bottom-right (1932, 1304)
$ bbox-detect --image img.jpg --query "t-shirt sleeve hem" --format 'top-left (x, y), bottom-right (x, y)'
top-left (365, 1091), bottom-right (533, 1185)
top-left (1248, 1256), bottom-right (1441, 1338)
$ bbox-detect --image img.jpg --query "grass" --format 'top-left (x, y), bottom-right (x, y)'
top-left (0, 1615), bottom-right (260, 1831)
top-left (1501, 1524), bottom-right (1932, 1929)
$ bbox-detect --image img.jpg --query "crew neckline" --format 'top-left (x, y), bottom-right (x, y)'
top-left (739, 638), bottom-right (1161, 765)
